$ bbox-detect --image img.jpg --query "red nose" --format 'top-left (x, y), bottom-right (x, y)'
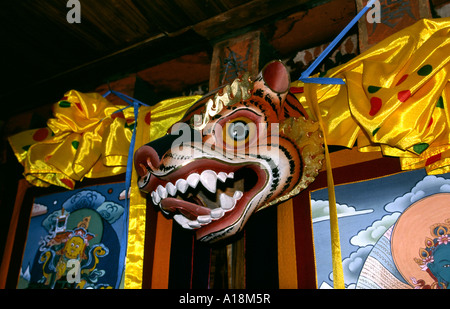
top-left (134, 144), bottom-right (160, 177)
top-left (134, 126), bottom-right (202, 176)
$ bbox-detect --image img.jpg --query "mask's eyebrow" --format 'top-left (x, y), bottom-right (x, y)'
top-left (192, 72), bottom-right (253, 131)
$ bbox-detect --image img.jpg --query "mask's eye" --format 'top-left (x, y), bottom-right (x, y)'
top-left (229, 120), bottom-right (249, 141)
top-left (222, 117), bottom-right (257, 150)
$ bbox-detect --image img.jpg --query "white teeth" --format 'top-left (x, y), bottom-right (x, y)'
top-left (175, 179), bottom-right (189, 193)
top-left (151, 170), bottom-right (234, 204)
top-left (218, 190), bottom-right (243, 211)
top-left (200, 170), bottom-right (217, 193)
top-left (219, 193), bottom-right (236, 210)
top-left (210, 208), bottom-right (225, 219)
top-left (197, 215), bottom-right (212, 224)
top-left (186, 173), bottom-right (200, 188)
top-left (188, 220), bottom-right (201, 228)
top-left (157, 185), bottom-right (168, 199)
top-left (217, 172), bottom-right (227, 182)
top-left (151, 191), bottom-right (161, 205)
top-left (233, 190), bottom-right (243, 200)
top-left (166, 182), bottom-right (177, 196)
top-left (174, 214), bottom-right (193, 230)
top-left (150, 171), bottom-right (244, 229)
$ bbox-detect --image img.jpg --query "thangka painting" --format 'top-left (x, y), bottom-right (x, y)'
top-left (312, 169), bottom-right (450, 289)
top-left (17, 182), bottom-right (128, 289)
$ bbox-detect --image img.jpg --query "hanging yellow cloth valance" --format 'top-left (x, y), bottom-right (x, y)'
top-left (292, 18), bottom-right (450, 175)
top-left (8, 90), bottom-right (201, 189)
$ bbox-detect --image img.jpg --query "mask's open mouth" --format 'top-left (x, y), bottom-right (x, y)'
top-left (138, 159), bottom-right (268, 241)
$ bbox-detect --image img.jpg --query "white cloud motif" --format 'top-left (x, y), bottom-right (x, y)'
top-left (97, 201), bottom-right (124, 224)
top-left (350, 212), bottom-right (400, 247)
top-left (62, 190), bottom-right (106, 212)
top-left (311, 200), bottom-right (373, 223)
top-left (340, 246), bottom-right (373, 285)
top-left (385, 175), bottom-right (450, 213)
top-left (440, 184), bottom-right (450, 192)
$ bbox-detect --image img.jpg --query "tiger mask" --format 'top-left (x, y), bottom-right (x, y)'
top-left (134, 60), bottom-right (324, 243)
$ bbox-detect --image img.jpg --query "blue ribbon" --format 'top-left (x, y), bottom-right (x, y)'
top-left (102, 89), bottom-right (149, 288)
top-left (102, 90), bottom-right (149, 207)
top-left (298, 0), bottom-right (377, 85)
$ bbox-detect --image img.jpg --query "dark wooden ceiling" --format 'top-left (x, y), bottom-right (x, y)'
top-left (0, 0), bottom-right (358, 120)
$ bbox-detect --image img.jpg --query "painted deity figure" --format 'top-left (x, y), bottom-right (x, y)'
top-left (415, 219), bottom-right (450, 289)
top-left (38, 212), bottom-right (109, 289)
top-left (53, 227), bottom-right (93, 283)
top-left (427, 243), bottom-right (450, 288)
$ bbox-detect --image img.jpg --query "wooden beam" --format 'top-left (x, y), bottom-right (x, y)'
top-left (192, 0), bottom-right (313, 40)
top-left (267, 0), bottom-right (357, 56)
top-left (1, 0), bottom-right (355, 119)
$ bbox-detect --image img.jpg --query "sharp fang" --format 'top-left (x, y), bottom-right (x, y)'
top-left (166, 182), bottom-right (177, 196)
top-left (211, 208), bottom-right (225, 219)
top-left (233, 190), bottom-right (243, 200)
top-left (200, 170), bottom-right (217, 193)
top-left (227, 172), bottom-right (234, 179)
top-left (157, 185), bottom-right (168, 199)
top-left (186, 173), bottom-right (200, 188)
top-left (151, 191), bottom-right (161, 205)
top-left (176, 179), bottom-right (189, 194)
top-left (217, 172), bottom-right (227, 183)
top-left (197, 215), bottom-right (212, 224)
top-left (219, 193), bottom-right (236, 210)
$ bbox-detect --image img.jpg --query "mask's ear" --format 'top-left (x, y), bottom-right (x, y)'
top-left (252, 60), bottom-right (290, 116)
top-left (255, 60), bottom-right (309, 121)
top-left (259, 60), bottom-right (290, 94)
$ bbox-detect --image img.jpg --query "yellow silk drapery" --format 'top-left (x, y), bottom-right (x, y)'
top-left (292, 18), bottom-right (450, 175)
top-left (8, 90), bottom-right (201, 189)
